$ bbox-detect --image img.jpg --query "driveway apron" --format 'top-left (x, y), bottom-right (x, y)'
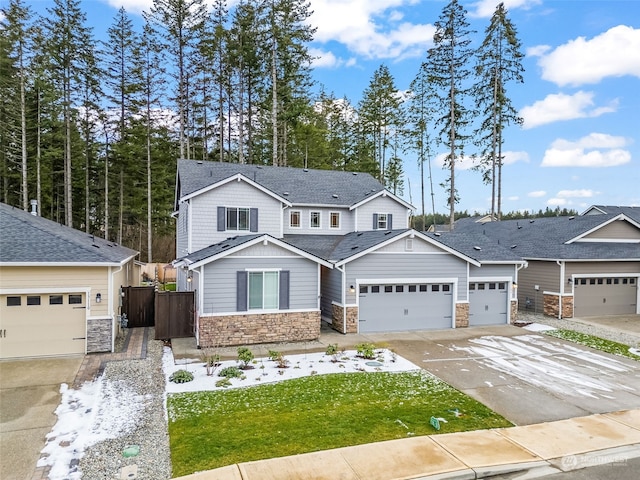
top-left (378, 325), bottom-right (640, 426)
top-left (0, 357), bottom-right (83, 480)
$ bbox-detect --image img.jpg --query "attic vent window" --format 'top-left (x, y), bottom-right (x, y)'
top-left (473, 246), bottom-right (482, 251)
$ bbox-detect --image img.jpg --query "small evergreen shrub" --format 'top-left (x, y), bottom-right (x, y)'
top-left (169, 369), bottom-right (194, 383)
top-left (219, 366), bottom-right (243, 378)
top-left (237, 347), bottom-right (254, 368)
top-left (355, 343), bottom-right (376, 359)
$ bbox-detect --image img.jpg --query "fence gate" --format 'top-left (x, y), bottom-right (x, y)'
top-left (154, 291), bottom-right (195, 339)
top-left (122, 286), bottom-right (155, 327)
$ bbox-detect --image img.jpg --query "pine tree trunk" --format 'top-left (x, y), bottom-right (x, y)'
top-left (20, 48), bottom-right (28, 211)
top-left (104, 129), bottom-right (109, 240)
top-left (271, 33), bottom-right (278, 166)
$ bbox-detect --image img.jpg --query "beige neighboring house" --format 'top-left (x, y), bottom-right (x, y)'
top-left (0, 202), bottom-right (139, 359)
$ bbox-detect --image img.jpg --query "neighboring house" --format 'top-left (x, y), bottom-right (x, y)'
top-left (0, 203), bottom-right (139, 359)
top-left (453, 208), bottom-right (640, 319)
top-left (173, 160), bottom-right (524, 347)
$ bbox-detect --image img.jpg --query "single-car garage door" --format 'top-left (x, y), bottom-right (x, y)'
top-left (574, 277), bottom-right (638, 317)
top-left (469, 281), bottom-right (509, 326)
top-left (358, 283), bottom-right (453, 332)
top-left (0, 292), bottom-right (86, 359)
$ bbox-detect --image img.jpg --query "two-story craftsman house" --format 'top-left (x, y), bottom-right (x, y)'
top-left (173, 160), bottom-right (524, 347)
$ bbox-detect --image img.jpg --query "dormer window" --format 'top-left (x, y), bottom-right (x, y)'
top-left (330, 212), bottom-right (340, 229)
top-left (310, 211), bottom-right (321, 228)
top-left (217, 206), bottom-right (258, 232)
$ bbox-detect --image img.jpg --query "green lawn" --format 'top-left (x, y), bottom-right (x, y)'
top-left (545, 329), bottom-right (640, 360)
top-left (167, 371), bottom-right (512, 477)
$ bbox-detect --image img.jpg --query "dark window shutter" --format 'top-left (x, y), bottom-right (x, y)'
top-left (250, 208), bottom-right (258, 232)
top-left (279, 270), bottom-right (290, 310)
top-left (388, 214), bottom-right (393, 230)
top-left (217, 206), bottom-right (226, 231)
top-left (237, 271), bottom-right (247, 311)
top-left (373, 213), bottom-right (378, 230)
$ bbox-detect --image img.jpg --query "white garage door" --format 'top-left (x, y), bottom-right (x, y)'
top-left (574, 277), bottom-right (638, 317)
top-left (469, 281), bottom-right (509, 326)
top-left (358, 283), bottom-right (453, 333)
top-left (0, 292), bottom-right (86, 359)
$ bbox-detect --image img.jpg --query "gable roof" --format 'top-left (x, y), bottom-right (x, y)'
top-left (452, 214), bottom-right (640, 261)
top-left (581, 205), bottom-right (640, 222)
top-left (174, 234), bottom-right (333, 269)
top-left (0, 203), bottom-right (138, 265)
top-left (176, 159), bottom-right (410, 209)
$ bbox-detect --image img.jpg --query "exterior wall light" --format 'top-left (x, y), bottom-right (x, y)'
top-left (95, 293), bottom-right (102, 303)
top-left (349, 285), bottom-right (355, 293)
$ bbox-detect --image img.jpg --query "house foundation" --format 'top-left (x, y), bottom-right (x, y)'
top-left (198, 311), bottom-right (321, 347)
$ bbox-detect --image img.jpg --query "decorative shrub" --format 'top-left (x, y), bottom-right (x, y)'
top-left (325, 344), bottom-right (339, 356)
top-left (237, 347), bottom-right (254, 368)
top-left (215, 378), bottom-right (232, 388)
top-left (219, 366), bottom-right (243, 378)
top-left (169, 369), bottom-right (194, 383)
top-left (355, 343), bottom-right (376, 359)
top-left (268, 350), bottom-right (281, 361)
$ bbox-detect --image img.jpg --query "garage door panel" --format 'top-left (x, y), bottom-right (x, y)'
top-left (0, 293), bottom-right (86, 359)
top-left (358, 283), bottom-right (452, 332)
top-left (469, 282), bottom-right (508, 326)
top-left (574, 277), bottom-right (637, 316)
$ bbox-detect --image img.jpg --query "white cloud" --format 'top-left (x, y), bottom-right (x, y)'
top-left (541, 133), bottom-right (632, 168)
top-left (520, 91), bottom-right (617, 129)
top-left (309, 0), bottom-right (435, 60)
top-left (309, 48), bottom-right (357, 69)
top-left (502, 150), bottom-right (530, 165)
top-left (528, 191), bottom-right (547, 198)
top-left (105, 0), bottom-right (153, 14)
top-left (470, 0), bottom-right (542, 18)
top-left (536, 25), bottom-right (640, 87)
top-left (508, 196), bottom-right (519, 201)
top-left (556, 189), bottom-right (598, 198)
top-left (547, 198), bottom-right (568, 206)
top-left (527, 44), bottom-right (551, 57)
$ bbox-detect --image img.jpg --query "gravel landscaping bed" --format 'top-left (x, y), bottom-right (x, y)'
top-left (78, 338), bottom-right (172, 480)
top-left (516, 311), bottom-right (640, 347)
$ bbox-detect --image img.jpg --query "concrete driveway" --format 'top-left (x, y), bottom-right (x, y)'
top-left (362, 324), bottom-right (640, 426)
top-left (0, 357), bottom-right (82, 480)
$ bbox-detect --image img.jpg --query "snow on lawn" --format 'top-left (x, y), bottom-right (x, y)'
top-left (453, 335), bottom-right (635, 399)
top-left (522, 322), bottom-right (557, 333)
top-left (37, 377), bottom-right (152, 480)
top-left (164, 347), bottom-right (420, 394)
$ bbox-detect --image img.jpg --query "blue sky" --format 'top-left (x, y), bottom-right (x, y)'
top-left (26, 0), bottom-right (640, 215)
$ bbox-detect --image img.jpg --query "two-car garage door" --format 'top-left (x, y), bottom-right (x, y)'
top-left (358, 283), bottom-right (453, 332)
top-left (0, 292), bottom-right (86, 359)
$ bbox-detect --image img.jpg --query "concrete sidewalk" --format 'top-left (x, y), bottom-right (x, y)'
top-left (174, 409), bottom-right (640, 480)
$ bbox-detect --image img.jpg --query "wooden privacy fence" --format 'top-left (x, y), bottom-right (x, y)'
top-left (154, 291), bottom-right (195, 339)
top-left (122, 287), bottom-right (194, 339)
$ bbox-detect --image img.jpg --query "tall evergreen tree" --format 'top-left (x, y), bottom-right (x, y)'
top-left (474, 2), bottom-right (524, 220)
top-left (0, 0), bottom-right (35, 210)
top-left (358, 64), bottom-right (404, 184)
top-left (44, 0), bottom-right (96, 227)
top-left (427, 0), bottom-right (475, 230)
top-left (146, 0), bottom-right (207, 160)
top-left (406, 61), bottom-right (438, 231)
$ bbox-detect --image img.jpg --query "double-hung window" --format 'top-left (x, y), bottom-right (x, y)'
top-left (377, 214), bottom-right (388, 229)
top-left (290, 210), bottom-right (301, 228)
top-left (249, 271), bottom-right (279, 310)
top-left (372, 213), bottom-right (393, 230)
top-left (330, 212), bottom-right (340, 229)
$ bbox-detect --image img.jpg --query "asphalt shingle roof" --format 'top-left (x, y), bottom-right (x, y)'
top-left (0, 203), bottom-right (138, 264)
top-left (452, 214), bottom-right (640, 260)
top-left (176, 234), bottom-right (263, 264)
top-left (177, 159), bottom-right (386, 207)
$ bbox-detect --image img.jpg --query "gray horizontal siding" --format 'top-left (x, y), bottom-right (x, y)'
top-left (190, 181), bottom-right (282, 250)
top-left (518, 261), bottom-right (560, 311)
top-left (202, 257), bottom-right (317, 313)
top-left (321, 265), bottom-right (342, 317)
top-left (356, 196), bottom-right (409, 231)
top-left (345, 253), bottom-right (467, 303)
top-left (469, 264), bottom-right (515, 278)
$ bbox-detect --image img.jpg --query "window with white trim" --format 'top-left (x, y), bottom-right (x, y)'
top-left (330, 212), bottom-right (340, 229)
top-left (249, 271), bottom-right (279, 310)
top-left (290, 210), bottom-right (301, 228)
top-left (310, 211), bottom-right (321, 228)
top-left (377, 213), bottom-right (388, 229)
top-left (227, 207), bottom-right (250, 231)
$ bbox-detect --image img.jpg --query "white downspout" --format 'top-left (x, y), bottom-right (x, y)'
top-left (514, 262), bottom-right (527, 323)
top-left (556, 260), bottom-right (564, 319)
top-left (110, 263), bottom-right (124, 353)
top-left (336, 264), bottom-right (347, 333)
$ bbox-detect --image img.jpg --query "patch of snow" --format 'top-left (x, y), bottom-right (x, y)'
top-left (523, 323), bottom-right (557, 332)
top-left (37, 378), bottom-right (151, 480)
top-left (163, 347), bottom-right (420, 394)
